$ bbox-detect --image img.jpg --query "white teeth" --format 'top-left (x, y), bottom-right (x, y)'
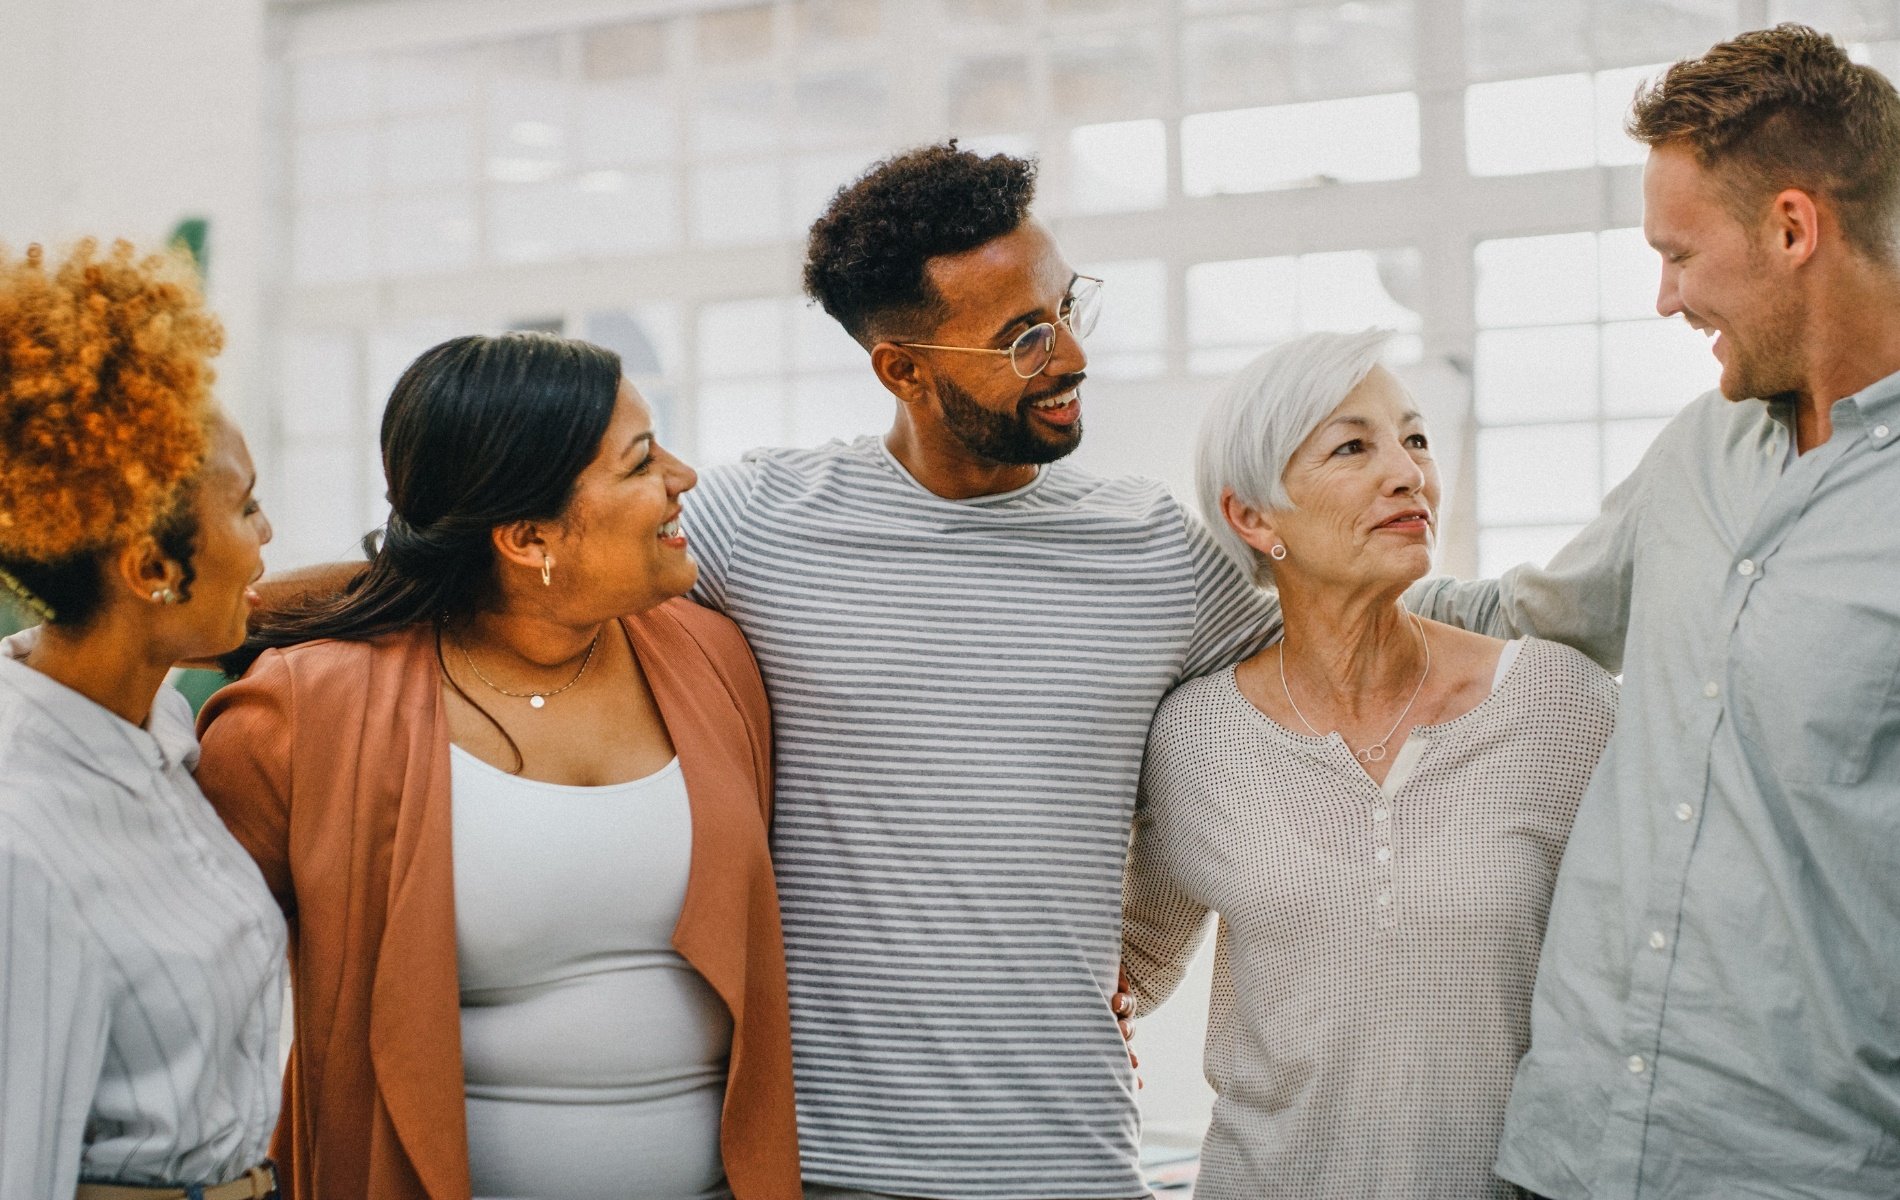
top-left (1033, 391), bottom-right (1075, 409)
top-left (659, 518), bottom-right (681, 538)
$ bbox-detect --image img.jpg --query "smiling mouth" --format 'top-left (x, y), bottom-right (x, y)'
top-left (658, 516), bottom-right (682, 539)
top-left (1374, 509), bottom-right (1431, 531)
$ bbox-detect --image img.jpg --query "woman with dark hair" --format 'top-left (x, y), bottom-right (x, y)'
top-left (194, 332), bottom-right (800, 1200)
top-left (0, 240), bottom-right (283, 1199)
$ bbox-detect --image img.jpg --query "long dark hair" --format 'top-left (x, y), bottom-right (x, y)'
top-left (227, 332), bottom-right (620, 674)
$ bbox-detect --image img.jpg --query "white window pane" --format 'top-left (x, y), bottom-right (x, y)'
top-left (1464, 0), bottom-right (1589, 81)
top-left (1594, 0), bottom-right (1739, 69)
top-left (1079, 258), bottom-right (1165, 380)
top-left (1467, 74), bottom-right (1594, 176)
top-left (699, 299), bottom-right (788, 379)
top-left (582, 20), bottom-right (672, 81)
top-left (381, 194), bottom-right (477, 275)
top-left (695, 5), bottom-right (776, 67)
top-left (796, 0), bottom-right (882, 48)
top-left (380, 116), bottom-right (475, 191)
top-left (1477, 422), bottom-right (1602, 525)
top-left (1049, 0), bottom-right (1158, 18)
top-left (1594, 64), bottom-right (1664, 166)
top-left (1297, 250), bottom-right (1422, 334)
top-left (950, 56), bottom-right (1032, 133)
top-left (795, 71), bottom-right (890, 149)
top-left (293, 56), bottom-right (378, 126)
top-left (1598, 226), bottom-right (1660, 321)
top-left (1771, 0), bottom-right (1900, 43)
top-left (1185, 257), bottom-right (1298, 353)
top-left (1475, 325), bottom-right (1599, 423)
top-left (697, 380), bottom-right (788, 466)
top-left (275, 442), bottom-right (366, 569)
top-left (583, 170), bottom-right (682, 255)
top-left (1182, 92), bottom-right (1420, 195)
top-left (1850, 39), bottom-right (1900, 79)
top-left (1475, 233), bottom-right (1598, 328)
top-left (1067, 120), bottom-right (1166, 214)
top-left (1049, 30), bottom-right (1162, 125)
top-left (1601, 319), bottom-right (1717, 417)
top-left (280, 333), bottom-right (359, 439)
top-left (1182, 14), bottom-right (1295, 113)
top-left (1288, 0), bottom-right (1414, 100)
top-left (579, 84), bottom-right (677, 167)
top-left (486, 80), bottom-right (568, 184)
top-left (584, 307), bottom-right (682, 378)
top-left (690, 161), bottom-right (786, 246)
top-left (383, 50), bottom-right (477, 115)
top-left (292, 203), bottom-right (375, 284)
top-left (488, 181), bottom-right (575, 263)
top-left (1603, 416), bottom-right (1672, 491)
top-left (1478, 523), bottom-right (1587, 577)
top-left (296, 128), bottom-right (375, 201)
top-left (790, 371), bottom-right (887, 445)
top-left (792, 151), bottom-right (874, 233)
top-left (791, 301), bottom-right (864, 372)
top-left (367, 322), bottom-right (461, 429)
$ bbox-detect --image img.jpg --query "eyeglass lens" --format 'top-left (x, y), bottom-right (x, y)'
top-left (1008, 281), bottom-right (1103, 377)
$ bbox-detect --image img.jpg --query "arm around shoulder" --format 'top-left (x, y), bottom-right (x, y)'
top-left (194, 650), bottom-right (299, 914)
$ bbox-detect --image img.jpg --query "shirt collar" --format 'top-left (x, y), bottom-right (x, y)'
top-left (1841, 365), bottom-right (1900, 449)
top-left (0, 629), bottom-right (201, 779)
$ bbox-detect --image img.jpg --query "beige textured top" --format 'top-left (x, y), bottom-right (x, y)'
top-left (1124, 636), bottom-right (1616, 1200)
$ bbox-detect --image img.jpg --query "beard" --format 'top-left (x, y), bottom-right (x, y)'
top-left (936, 373), bottom-right (1085, 466)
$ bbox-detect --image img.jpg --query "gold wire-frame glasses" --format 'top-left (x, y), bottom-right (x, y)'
top-left (895, 275), bottom-right (1104, 379)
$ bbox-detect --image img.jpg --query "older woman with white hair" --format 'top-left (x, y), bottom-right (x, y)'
top-left (1122, 329), bottom-right (1617, 1200)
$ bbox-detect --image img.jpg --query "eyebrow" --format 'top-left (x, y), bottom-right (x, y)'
top-left (1322, 410), bottom-right (1424, 432)
top-left (623, 431), bottom-right (655, 460)
top-left (986, 272), bottom-right (1081, 344)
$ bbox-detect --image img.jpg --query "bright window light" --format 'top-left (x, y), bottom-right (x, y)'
top-left (1465, 73), bottom-right (1595, 176)
top-left (1474, 325), bottom-right (1599, 424)
top-left (1601, 319), bottom-right (1717, 417)
top-left (1181, 92), bottom-right (1420, 195)
top-left (1475, 233), bottom-right (1598, 327)
top-left (1476, 422), bottom-right (1602, 525)
top-left (1067, 120), bottom-right (1167, 214)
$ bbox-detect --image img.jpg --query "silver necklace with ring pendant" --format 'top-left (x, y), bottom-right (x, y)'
top-left (457, 628), bottom-right (603, 709)
top-left (1278, 612), bottom-right (1431, 763)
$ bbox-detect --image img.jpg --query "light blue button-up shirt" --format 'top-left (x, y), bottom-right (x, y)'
top-left (1408, 375), bottom-right (1900, 1199)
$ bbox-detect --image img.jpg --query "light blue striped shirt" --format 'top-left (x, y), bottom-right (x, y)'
top-left (686, 435), bottom-right (1278, 1199)
top-left (0, 633), bottom-right (285, 1198)
top-left (1408, 377), bottom-right (1900, 1199)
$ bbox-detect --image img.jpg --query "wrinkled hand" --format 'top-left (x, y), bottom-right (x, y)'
top-left (1113, 965), bottom-right (1141, 1089)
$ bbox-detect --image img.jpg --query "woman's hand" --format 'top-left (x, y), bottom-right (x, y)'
top-left (1113, 966), bottom-right (1141, 1088)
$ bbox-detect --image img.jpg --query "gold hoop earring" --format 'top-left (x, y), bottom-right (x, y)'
top-left (541, 555), bottom-right (554, 587)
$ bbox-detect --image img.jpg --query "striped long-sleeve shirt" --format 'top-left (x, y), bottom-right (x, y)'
top-left (0, 633), bottom-right (285, 1198)
top-left (685, 435), bottom-right (1279, 1198)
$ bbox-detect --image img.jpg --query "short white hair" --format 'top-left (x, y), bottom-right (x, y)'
top-left (1196, 328), bottom-right (1394, 585)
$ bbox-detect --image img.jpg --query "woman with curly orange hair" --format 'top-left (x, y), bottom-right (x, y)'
top-left (0, 240), bottom-right (285, 1200)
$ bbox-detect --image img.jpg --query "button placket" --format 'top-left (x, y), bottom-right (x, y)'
top-left (1371, 795), bottom-right (1397, 930)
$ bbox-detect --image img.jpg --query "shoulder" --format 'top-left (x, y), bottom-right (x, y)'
top-left (204, 625), bottom-right (436, 728)
top-left (638, 597), bottom-right (753, 666)
top-left (1041, 463), bottom-right (1182, 520)
top-left (1148, 670), bottom-right (1246, 755)
top-left (1508, 637), bottom-right (1620, 718)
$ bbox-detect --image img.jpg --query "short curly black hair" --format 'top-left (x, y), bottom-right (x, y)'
top-left (803, 141), bottom-right (1038, 344)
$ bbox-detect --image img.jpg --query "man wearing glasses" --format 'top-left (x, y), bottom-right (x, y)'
top-left (684, 143), bottom-right (1277, 1199)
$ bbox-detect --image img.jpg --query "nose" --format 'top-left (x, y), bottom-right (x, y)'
top-left (1379, 440), bottom-right (1426, 495)
top-left (668, 451), bottom-right (698, 496)
top-left (1655, 261), bottom-right (1682, 319)
top-left (1045, 316), bottom-right (1088, 377)
top-left (257, 506), bottom-right (275, 545)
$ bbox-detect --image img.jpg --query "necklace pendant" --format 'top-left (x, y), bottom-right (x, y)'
top-left (1357, 744), bottom-right (1386, 763)
top-left (529, 694), bottom-right (546, 709)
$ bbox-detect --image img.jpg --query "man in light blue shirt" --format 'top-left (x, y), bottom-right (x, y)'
top-left (1410, 25), bottom-right (1900, 1199)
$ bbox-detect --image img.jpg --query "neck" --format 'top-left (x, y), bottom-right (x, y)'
top-left (457, 606), bottom-right (606, 670)
top-left (1273, 578), bottom-right (1422, 713)
top-left (1792, 269), bottom-right (1900, 450)
top-left (884, 417), bottom-right (1038, 500)
top-left (23, 616), bottom-right (175, 728)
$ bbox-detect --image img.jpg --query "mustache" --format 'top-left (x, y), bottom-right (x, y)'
top-left (1023, 371), bottom-right (1087, 406)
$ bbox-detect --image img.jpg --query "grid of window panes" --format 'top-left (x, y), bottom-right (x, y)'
top-left (272, 0), bottom-right (1900, 573)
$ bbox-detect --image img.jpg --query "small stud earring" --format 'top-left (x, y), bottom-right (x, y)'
top-left (1269, 544), bottom-right (1288, 561)
top-left (150, 587), bottom-right (178, 604)
top-left (541, 555), bottom-right (554, 587)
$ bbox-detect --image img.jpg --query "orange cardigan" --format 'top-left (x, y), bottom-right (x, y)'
top-left (195, 600), bottom-right (801, 1200)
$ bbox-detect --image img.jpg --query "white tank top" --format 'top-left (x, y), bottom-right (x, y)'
top-left (450, 748), bottom-right (733, 1200)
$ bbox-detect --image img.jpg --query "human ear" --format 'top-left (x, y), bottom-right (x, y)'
top-left (113, 535), bottom-right (188, 606)
top-left (490, 521), bottom-right (548, 574)
top-left (1220, 489), bottom-right (1283, 560)
top-left (1770, 187), bottom-right (1821, 265)
top-left (871, 342), bottom-right (931, 407)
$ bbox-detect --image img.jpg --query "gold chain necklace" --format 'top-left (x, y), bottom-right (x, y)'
top-left (455, 629), bottom-right (602, 710)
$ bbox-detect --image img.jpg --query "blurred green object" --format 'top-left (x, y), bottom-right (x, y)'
top-left (171, 667), bottom-right (234, 716)
top-left (0, 595), bottom-right (29, 638)
top-left (169, 217), bottom-right (210, 277)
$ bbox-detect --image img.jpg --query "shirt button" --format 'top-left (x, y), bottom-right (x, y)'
top-left (1377, 891), bottom-right (1392, 907)
top-left (1372, 807), bottom-right (1390, 823)
top-left (1875, 424), bottom-right (1890, 439)
top-left (1703, 681), bottom-right (1719, 699)
top-left (1375, 846), bottom-right (1392, 863)
top-left (1649, 930), bottom-right (1667, 950)
top-left (1628, 1055), bottom-right (1647, 1074)
top-left (1676, 802), bottom-right (1694, 821)
top-left (1736, 558), bottom-right (1755, 576)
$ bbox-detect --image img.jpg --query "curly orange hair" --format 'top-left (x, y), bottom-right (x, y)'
top-left (0, 239), bottom-right (221, 564)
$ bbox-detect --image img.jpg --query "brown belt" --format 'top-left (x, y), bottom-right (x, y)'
top-left (76, 1163), bottom-right (276, 1200)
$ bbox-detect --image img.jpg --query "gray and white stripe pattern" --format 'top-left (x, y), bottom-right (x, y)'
top-left (0, 633), bottom-right (285, 1198)
top-left (687, 436), bottom-right (1277, 1198)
